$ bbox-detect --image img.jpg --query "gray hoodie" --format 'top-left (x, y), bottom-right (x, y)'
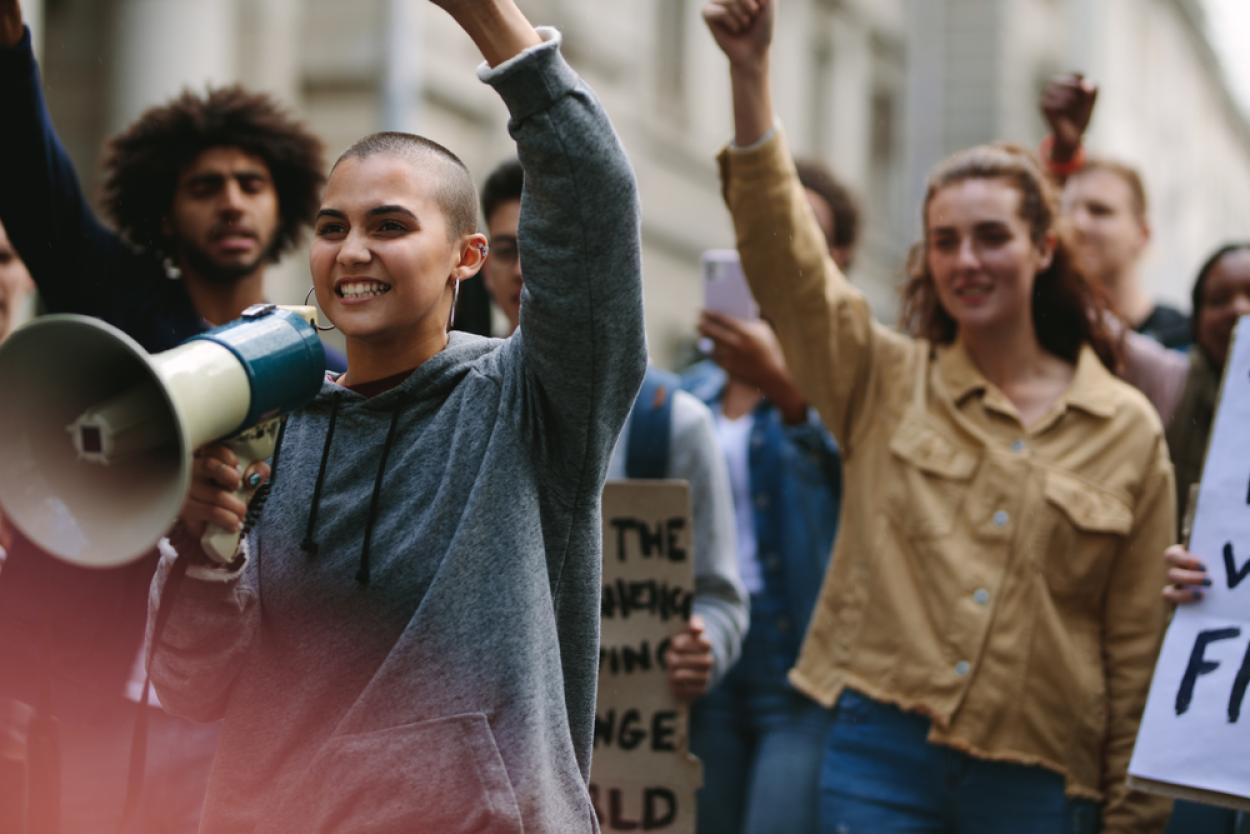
top-left (147, 31), bottom-right (645, 834)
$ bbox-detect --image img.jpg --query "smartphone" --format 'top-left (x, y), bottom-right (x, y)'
top-left (701, 249), bottom-right (758, 321)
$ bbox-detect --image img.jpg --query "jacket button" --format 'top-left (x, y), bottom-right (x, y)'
top-left (755, 494), bottom-right (770, 509)
top-left (973, 588), bottom-right (990, 605)
top-left (992, 510), bottom-right (1009, 528)
top-left (954, 660), bottom-right (970, 677)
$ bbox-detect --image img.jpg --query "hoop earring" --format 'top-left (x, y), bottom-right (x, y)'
top-left (304, 286), bottom-right (337, 332)
top-left (162, 256), bottom-right (182, 281)
top-left (447, 279), bottom-right (460, 331)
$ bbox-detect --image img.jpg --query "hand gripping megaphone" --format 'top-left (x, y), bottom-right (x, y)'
top-left (0, 304), bottom-right (326, 568)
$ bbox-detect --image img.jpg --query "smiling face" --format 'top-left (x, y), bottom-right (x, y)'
top-left (925, 177), bottom-right (1054, 339)
top-left (310, 153), bottom-right (484, 348)
top-left (164, 146), bottom-right (280, 283)
top-left (1196, 248), bottom-right (1250, 369)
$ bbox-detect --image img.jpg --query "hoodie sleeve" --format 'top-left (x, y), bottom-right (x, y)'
top-left (0, 26), bottom-right (135, 319)
top-left (479, 29), bottom-right (647, 498)
top-left (667, 392), bottom-right (748, 686)
top-left (145, 531), bottom-right (260, 723)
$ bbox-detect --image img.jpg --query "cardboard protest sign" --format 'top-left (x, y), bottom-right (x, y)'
top-left (590, 480), bottom-right (702, 832)
top-left (1130, 316), bottom-right (1250, 810)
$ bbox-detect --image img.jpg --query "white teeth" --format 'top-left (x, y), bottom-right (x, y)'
top-left (338, 281), bottom-right (391, 299)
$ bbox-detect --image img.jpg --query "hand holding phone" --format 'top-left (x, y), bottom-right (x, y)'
top-left (701, 249), bottom-right (759, 322)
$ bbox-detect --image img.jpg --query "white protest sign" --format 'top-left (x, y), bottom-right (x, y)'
top-left (590, 480), bottom-right (702, 832)
top-left (1130, 316), bottom-right (1250, 809)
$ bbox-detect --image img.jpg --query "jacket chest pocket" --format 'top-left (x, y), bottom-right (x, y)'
top-left (886, 422), bottom-right (978, 538)
top-left (1039, 471), bottom-right (1132, 597)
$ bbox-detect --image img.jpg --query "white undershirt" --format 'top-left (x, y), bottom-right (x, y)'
top-left (715, 409), bottom-right (763, 595)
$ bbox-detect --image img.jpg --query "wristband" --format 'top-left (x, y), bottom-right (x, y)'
top-left (1040, 134), bottom-right (1086, 178)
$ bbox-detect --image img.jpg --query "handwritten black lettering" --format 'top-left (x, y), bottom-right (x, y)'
top-left (602, 579), bottom-right (694, 622)
top-left (1176, 627), bottom-right (1242, 715)
top-left (1229, 639), bottom-right (1250, 722)
top-left (589, 784), bottom-right (679, 831)
top-left (664, 518), bottom-right (686, 562)
top-left (594, 708), bottom-right (680, 753)
top-left (599, 638), bottom-right (673, 675)
top-left (609, 517), bottom-right (688, 563)
top-left (1224, 542), bottom-right (1250, 590)
top-left (650, 710), bottom-right (676, 752)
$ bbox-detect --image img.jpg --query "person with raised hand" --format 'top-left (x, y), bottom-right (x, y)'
top-left (1037, 73), bottom-right (1190, 349)
top-left (704, 1), bottom-right (1174, 831)
top-left (145, 1), bottom-right (645, 831)
top-left (0, 0), bottom-right (335, 829)
top-left (683, 305), bottom-right (842, 834)
top-left (1039, 73), bottom-right (1098, 176)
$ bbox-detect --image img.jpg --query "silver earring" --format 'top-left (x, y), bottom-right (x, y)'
top-left (163, 257), bottom-right (182, 281)
top-left (304, 286), bottom-right (337, 332)
top-left (447, 280), bottom-right (460, 331)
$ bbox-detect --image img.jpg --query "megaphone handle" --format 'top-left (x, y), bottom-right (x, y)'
top-left (199, 420), bottom-right (281, 565)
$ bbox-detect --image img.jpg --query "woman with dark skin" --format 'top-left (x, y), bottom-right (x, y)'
top-left (1163, 244), bottom-right (1250, 604)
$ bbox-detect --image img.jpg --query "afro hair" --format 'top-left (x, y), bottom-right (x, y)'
top-left (101, 84), bottom-right (324, 261)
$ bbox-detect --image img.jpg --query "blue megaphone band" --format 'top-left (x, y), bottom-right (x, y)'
top-left (188, 305), bottom-right (326, 433)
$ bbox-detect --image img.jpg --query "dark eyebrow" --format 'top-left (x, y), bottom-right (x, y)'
top-left (367, 205), bottom-right (418, 220)
top-left (315, 208), bottom-right (346, 221)
top-left (183, 172), bottom-right (226, 187)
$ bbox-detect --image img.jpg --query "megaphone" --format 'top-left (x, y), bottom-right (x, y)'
top-left (0, 304), bottom-right (326, 568)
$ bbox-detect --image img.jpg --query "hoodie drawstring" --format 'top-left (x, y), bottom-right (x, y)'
top-left (300, 395), bottom-right (342, 556)
top-left (357, 406), bottom-right (404, 585)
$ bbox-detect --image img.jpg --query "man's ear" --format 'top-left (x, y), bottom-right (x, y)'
top-left (453, 233), bottom-right (489, 280)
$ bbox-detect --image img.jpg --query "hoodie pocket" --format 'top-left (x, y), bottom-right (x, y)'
top-left (265, 712), bottom-right (523, 834)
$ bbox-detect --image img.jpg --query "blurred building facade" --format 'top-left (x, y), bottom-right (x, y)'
top-left (22, 0), bottom-right (1250, 363)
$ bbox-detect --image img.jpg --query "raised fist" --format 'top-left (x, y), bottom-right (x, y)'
top-left (702, 0), bottom-right (775, 70)
top-left (1040, 73), bottom-right (1098, 161)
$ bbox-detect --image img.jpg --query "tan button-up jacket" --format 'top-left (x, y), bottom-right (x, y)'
top-left (718, 132), bottom-right (1174, 833)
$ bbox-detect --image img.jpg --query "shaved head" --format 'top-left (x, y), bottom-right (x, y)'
top-left (333, 132), bottom-right (478, 240)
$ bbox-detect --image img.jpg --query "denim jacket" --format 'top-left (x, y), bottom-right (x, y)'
top-left (682, 361), bottom-right (841, 659)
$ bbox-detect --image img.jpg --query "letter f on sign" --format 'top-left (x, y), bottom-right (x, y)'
top-left (1176, 628), bottom-right (1241, 715)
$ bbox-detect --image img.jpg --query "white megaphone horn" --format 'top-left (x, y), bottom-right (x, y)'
top-left (0, 304), bottom-right (326, 568)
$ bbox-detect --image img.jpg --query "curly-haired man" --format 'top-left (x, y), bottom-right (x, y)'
top-left (0, 31), bottom-right (330, 353)
top-left (0, 3), bottom-right (338, 832)
top-left (97, 85), bottom-right (326, 331)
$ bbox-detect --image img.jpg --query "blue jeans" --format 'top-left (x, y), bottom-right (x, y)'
top-left (1165, 800), bottom-right (1239, 833)
top-left (820, 689), bottom-right (1100, 834)
top-left (691, 593), bottom-right (831, 834)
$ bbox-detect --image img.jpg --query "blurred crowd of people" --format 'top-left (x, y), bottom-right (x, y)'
top-left (1, 0), bottom-right (1248, 832)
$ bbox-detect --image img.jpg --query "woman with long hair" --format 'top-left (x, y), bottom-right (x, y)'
top-left (703, 1), bottom-right (1174, 831)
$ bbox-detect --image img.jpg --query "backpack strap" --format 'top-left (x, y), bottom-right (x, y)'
top-left (625, 366), bottom-right (681, 480)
